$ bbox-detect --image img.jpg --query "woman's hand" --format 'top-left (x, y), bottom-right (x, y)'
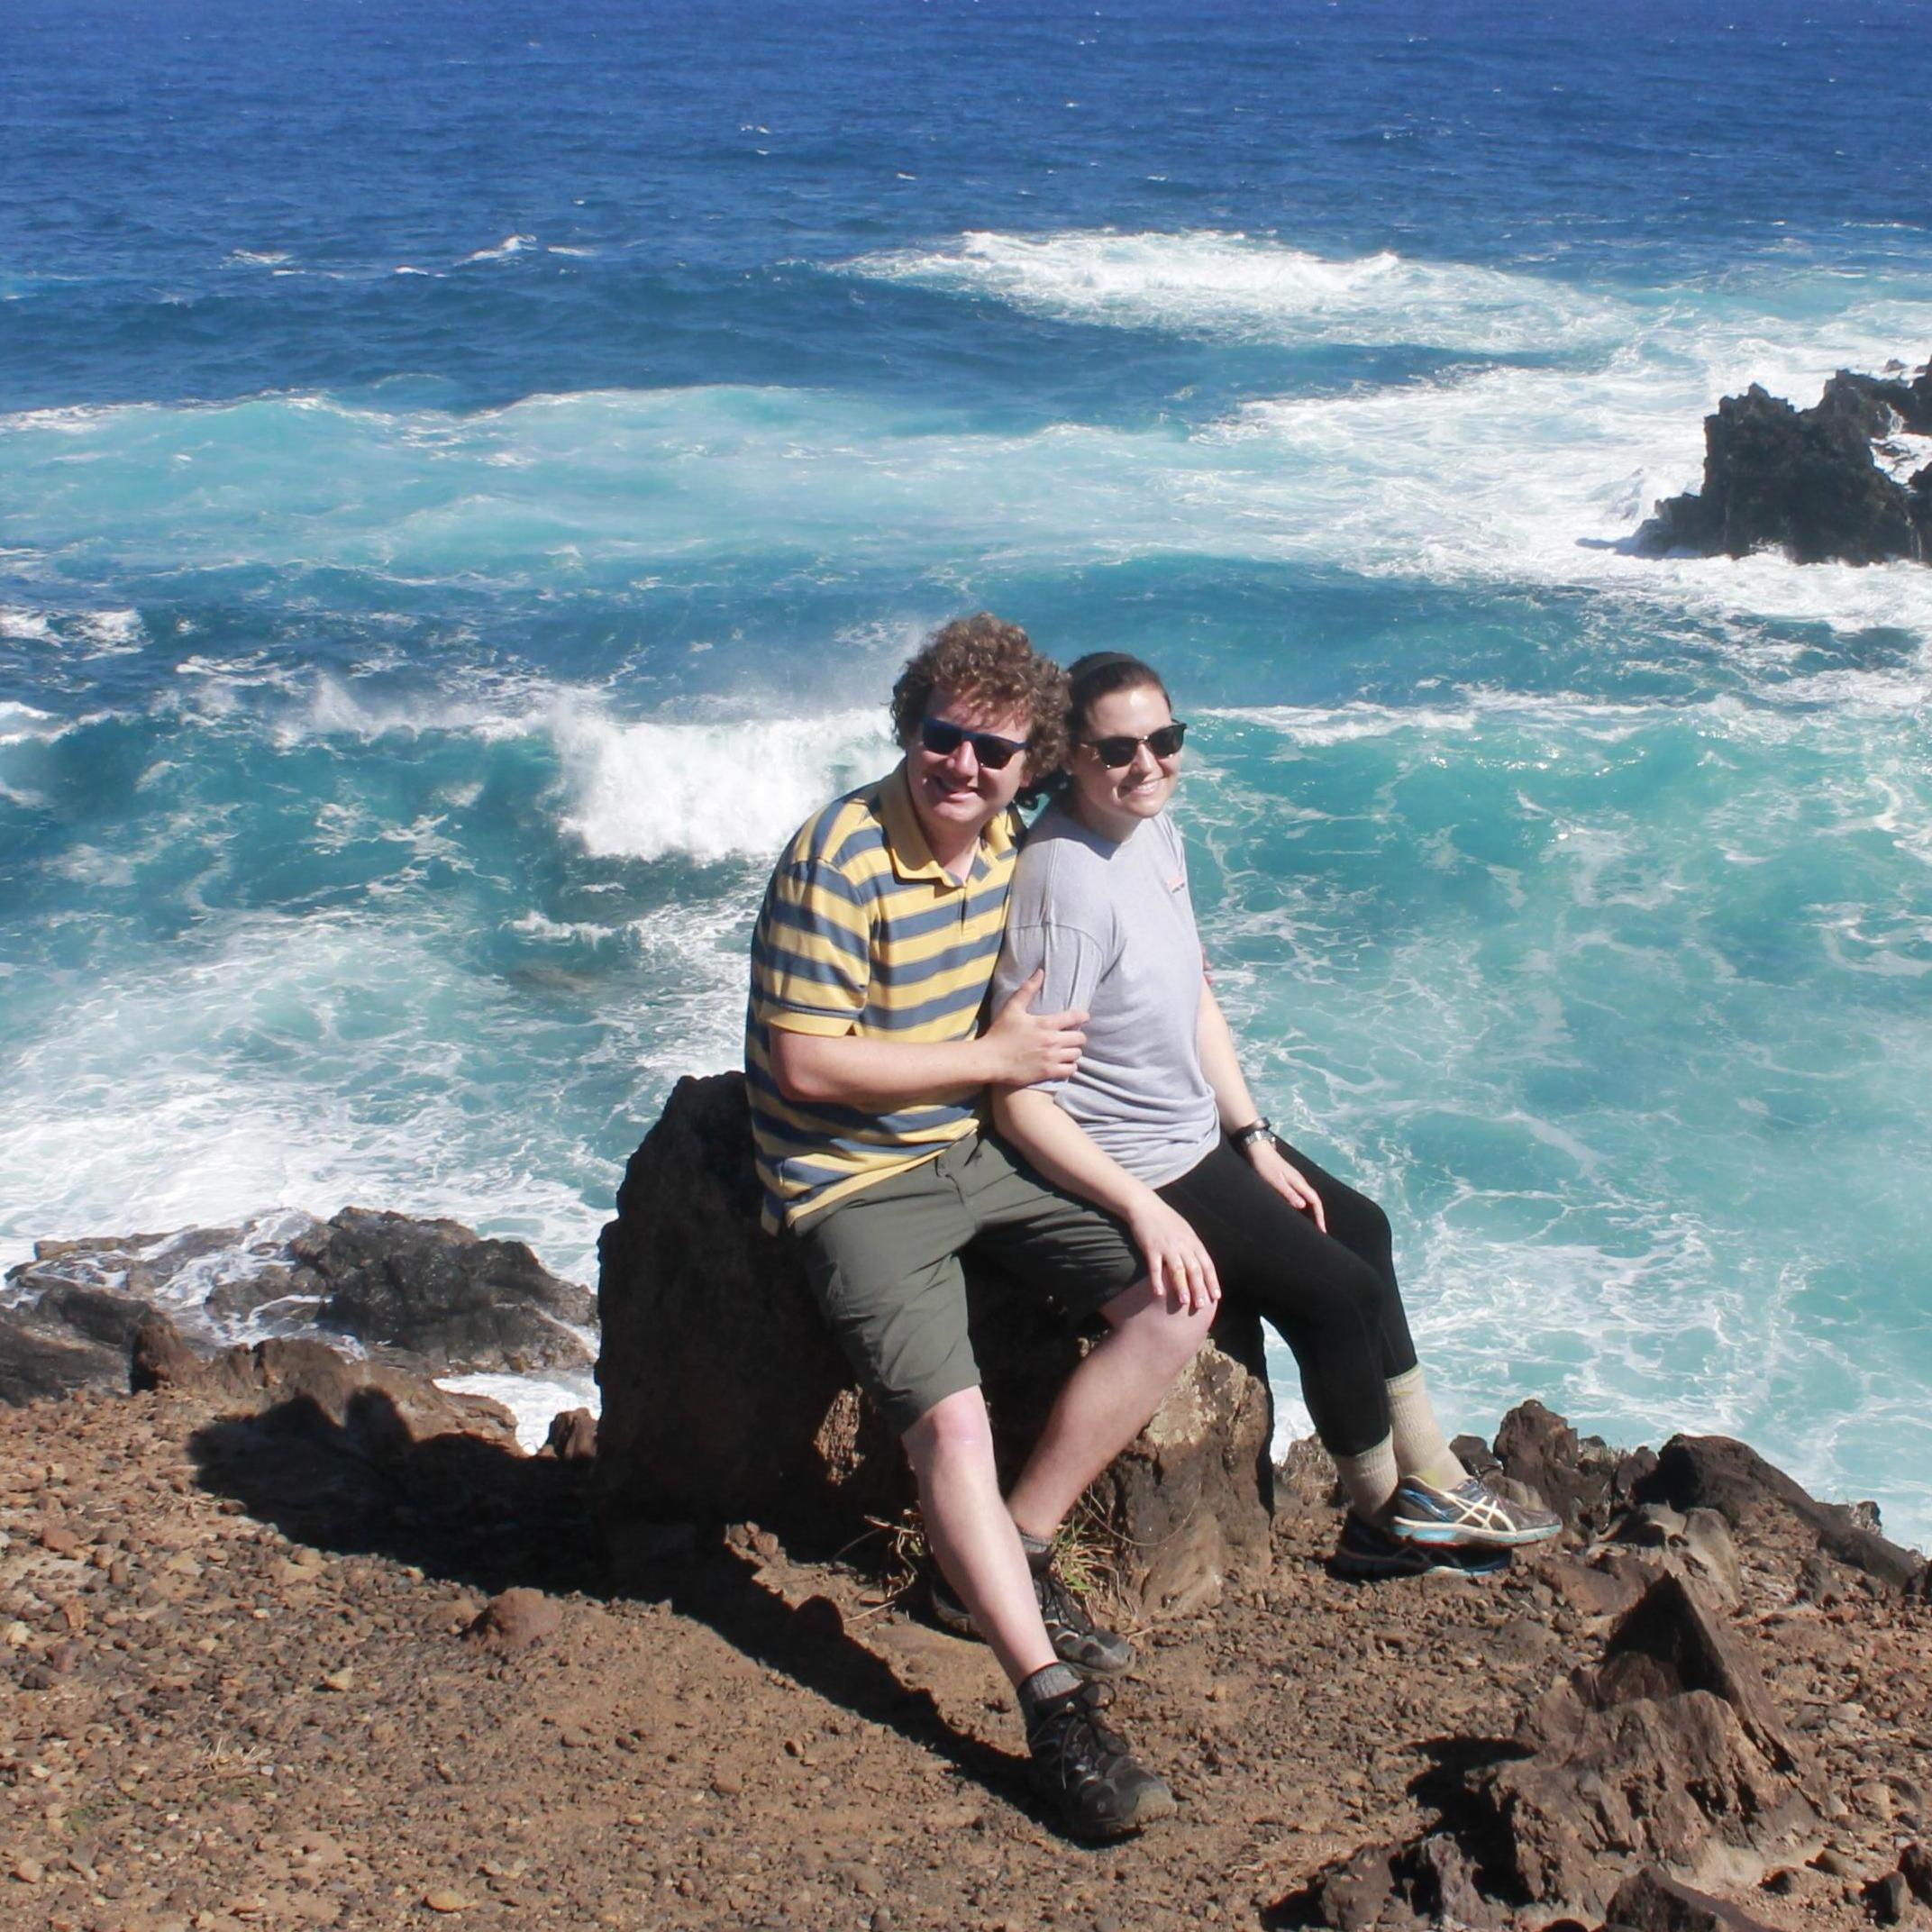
top-left (1126, 1195), bottom-right (1221, 1314)
top-left (1244, 1137), bottom-right (1327, 1233)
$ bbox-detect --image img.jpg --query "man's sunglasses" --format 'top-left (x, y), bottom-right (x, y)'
top-left (917, 717), bottom-right (1031, 770)
top-left (1080, 722), bottom-right (1188, 768)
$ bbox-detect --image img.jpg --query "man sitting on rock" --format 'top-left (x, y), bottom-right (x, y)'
top-left (745, 612), bottom-right (1215, 1841)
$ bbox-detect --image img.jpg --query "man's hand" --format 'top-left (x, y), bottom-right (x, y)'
top-left (1125, 1195), bottom-right (1221, 1314)
top-left (983, 969), bottom-right (1087, 1088)
top-left (1244, 1136), bottom-right (1326, 1233)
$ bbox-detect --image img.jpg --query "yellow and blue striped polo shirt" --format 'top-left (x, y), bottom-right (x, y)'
top-left (745, 765), bottom-right (1019, 1232)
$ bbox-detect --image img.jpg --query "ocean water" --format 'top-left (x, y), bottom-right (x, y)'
top-left (4, 1), bottom-right (1929, 1534)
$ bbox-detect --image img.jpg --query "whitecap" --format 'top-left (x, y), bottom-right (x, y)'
top-left (550, 701), bottom-right (893, 864)
top-left (0, 606), bottom-right (55, 642)
top-left (508, 910), bottom-right (621, 945)
top-left (462, 233), bottom-right (535, 263)
top-left (842, 228), bottom-right (1629, 354)
top-left (0, 699), bottom-right (66, 744)
top-left (75, 609), bottom-right (146, 655)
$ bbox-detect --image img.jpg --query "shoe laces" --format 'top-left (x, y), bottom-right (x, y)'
top-left (1034, 1564), bottom-right (1098, 1636)
top-left (1035, 1681), bottom-right (1128, 1782)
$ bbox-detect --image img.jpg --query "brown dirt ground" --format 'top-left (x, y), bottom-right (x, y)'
top-left (5, 1382), bottom-right (1929, 1932)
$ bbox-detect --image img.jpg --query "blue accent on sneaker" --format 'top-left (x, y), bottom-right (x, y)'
top-left (1331, 1513), bottom-right (1511, 1579)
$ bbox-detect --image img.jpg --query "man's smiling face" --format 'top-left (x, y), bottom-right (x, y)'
top-left (904, 686), bottom-right (1033, 852)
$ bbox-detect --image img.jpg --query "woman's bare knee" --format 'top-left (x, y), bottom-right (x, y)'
top-left (1104, 1279), bottom-right (1215, 1368)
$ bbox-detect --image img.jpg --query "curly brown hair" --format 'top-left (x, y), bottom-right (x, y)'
top-left (889, 613), bottom-right (1069, 801)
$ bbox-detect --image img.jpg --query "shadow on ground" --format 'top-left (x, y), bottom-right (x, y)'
top-left (187, 1390), bottom-right (1016, 1798)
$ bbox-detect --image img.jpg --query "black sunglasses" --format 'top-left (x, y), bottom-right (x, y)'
top-left (917, 717), bottom-right (1031, 770)
top-left (1080, 721), bottom-right (1188, 768)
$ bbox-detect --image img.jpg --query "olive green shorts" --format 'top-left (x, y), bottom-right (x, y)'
top-left (797, 1132), bottom-right (1144, 1435)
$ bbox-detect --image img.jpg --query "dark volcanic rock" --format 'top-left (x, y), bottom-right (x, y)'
top-left (1638, 1434), bottom-right (1922, 1593)
top-left (1466, 1573), bottom-right (1814, 1914)
top-left (1492, 1399), bottom-right (1618, 1536)
top-left (294, 1208), bottom-right (594, 1373)
top-left (596, 1072), bottom-right (1276, 1609)
top-left (545, 1406), bottom-right (598, 1462)
top-left (9, 1208), bottom-right (593, 1383)
top-left (1603, 1866), bottom-right (1784, 1931)
top-left (1640, 360), bottom-right (1932, 565)
top-left (137, 1312), bottom-right (520, 1451)
top-left (1519, 1572), bottom-right (1803, 1773)
top-left (1, 1277), bottom-right (157, 1405)
top-left (0, 1303), bottom-right (127, 1405)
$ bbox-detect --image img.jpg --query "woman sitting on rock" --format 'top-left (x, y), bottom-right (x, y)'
top-left (989, 651), bottom-right (1561, 1576)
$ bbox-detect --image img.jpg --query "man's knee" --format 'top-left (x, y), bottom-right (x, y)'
top-left (903, 1383), bottom-right (995, 1478)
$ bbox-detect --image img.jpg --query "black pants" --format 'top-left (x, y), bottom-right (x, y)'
top-left (1158, 1135), bottom-right (1419, 1458)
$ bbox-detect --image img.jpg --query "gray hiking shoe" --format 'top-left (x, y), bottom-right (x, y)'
top-left (930, 1550), bottom-right (1135, 1675)
top-left (1026, 1679), bottom-right (1175, 1841)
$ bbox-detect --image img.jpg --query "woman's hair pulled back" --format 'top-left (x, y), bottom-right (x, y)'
top-left (1064, 652), bottom-right (1171, 744)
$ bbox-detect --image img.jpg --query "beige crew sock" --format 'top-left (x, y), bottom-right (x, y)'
top-left (1331, 1432), bottom-right (1400, 1522)
top-left (1386, 1365), bottom-right (1467, 1491)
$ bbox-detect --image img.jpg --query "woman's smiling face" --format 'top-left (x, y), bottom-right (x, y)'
top-left (1068, 680), bottom-right (1182, 837)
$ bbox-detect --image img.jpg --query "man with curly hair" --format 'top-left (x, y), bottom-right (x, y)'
top-left (746, 613), bottom-right (1210, 1840)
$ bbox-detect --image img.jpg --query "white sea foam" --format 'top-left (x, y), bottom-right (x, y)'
top-left (223, 249), bottom-right (292, 268)
top-left (2, 249), bottom-right (1927, 683)
top-left (256, 667), bottom-right (902, 867)
top-left (0, 699), bottom-right (67, 745)
top-left (438, 1371), bottom-right (600, 1454)
top-left (0, 606), bottom-right (56, 642)
top-left (0, 912), bottom-right (610, 1286)
top-left (551, 704), bottom-right (892, 863)
top-left (509, 910), bottom-right (621, 945)
top-left (285, 674), bottom-right (536, 745)
top-left (843, 229), bottom-right (1628, 353)
top-left (6, 344), bottom-right (1928, 654)
top-left (75, 608), bottom-right (145, 654)
top-left (462, 233), bottom-right (535, 263)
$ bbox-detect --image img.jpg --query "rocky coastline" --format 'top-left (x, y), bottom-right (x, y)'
top-left (6, 1089), bottom-right (1932, 1932)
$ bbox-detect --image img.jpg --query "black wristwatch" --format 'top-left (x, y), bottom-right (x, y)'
top-left (1230, 1116), bottom-right (1271, 1152)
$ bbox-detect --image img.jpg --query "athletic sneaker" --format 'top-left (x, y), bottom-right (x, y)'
top-left (930, 1553), bottom-right (1135, 1675)
top-left (1386, 1473), bottom-right (1563, 1549)
top-left (1331, 1512), bottom-right (1511, 1579)
top-left (1026, 1679), bottom-right (1176, 1840)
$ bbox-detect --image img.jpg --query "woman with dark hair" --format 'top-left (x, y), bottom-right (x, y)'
top-left (988, 652), bottom-right (1561, 1575)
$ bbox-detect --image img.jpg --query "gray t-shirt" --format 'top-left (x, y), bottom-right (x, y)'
top-left (993, 798), bottom-right (1221, 1188)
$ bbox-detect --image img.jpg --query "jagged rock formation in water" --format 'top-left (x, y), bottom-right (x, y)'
top-left (1639, 359), bottom-right (1932, 564)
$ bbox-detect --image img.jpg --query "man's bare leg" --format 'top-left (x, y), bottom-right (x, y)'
top-left (1004, 1280), bottom-right (1213, 1544)
top-left (902, 1386), bottom-right (1057, 1687)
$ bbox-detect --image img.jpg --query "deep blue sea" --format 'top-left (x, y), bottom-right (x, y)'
top-left (4, 0), bottom-right (1929, 1538)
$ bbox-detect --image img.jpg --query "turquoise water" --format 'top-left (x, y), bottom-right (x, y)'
top-left (4, 0), bottom-right (1929, 1536)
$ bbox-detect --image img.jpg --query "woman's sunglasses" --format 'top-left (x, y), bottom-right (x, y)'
top-left (1080, 721), bottom-right (1188, 768)
top-left (917, 717), bottom-right (1031, 770)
